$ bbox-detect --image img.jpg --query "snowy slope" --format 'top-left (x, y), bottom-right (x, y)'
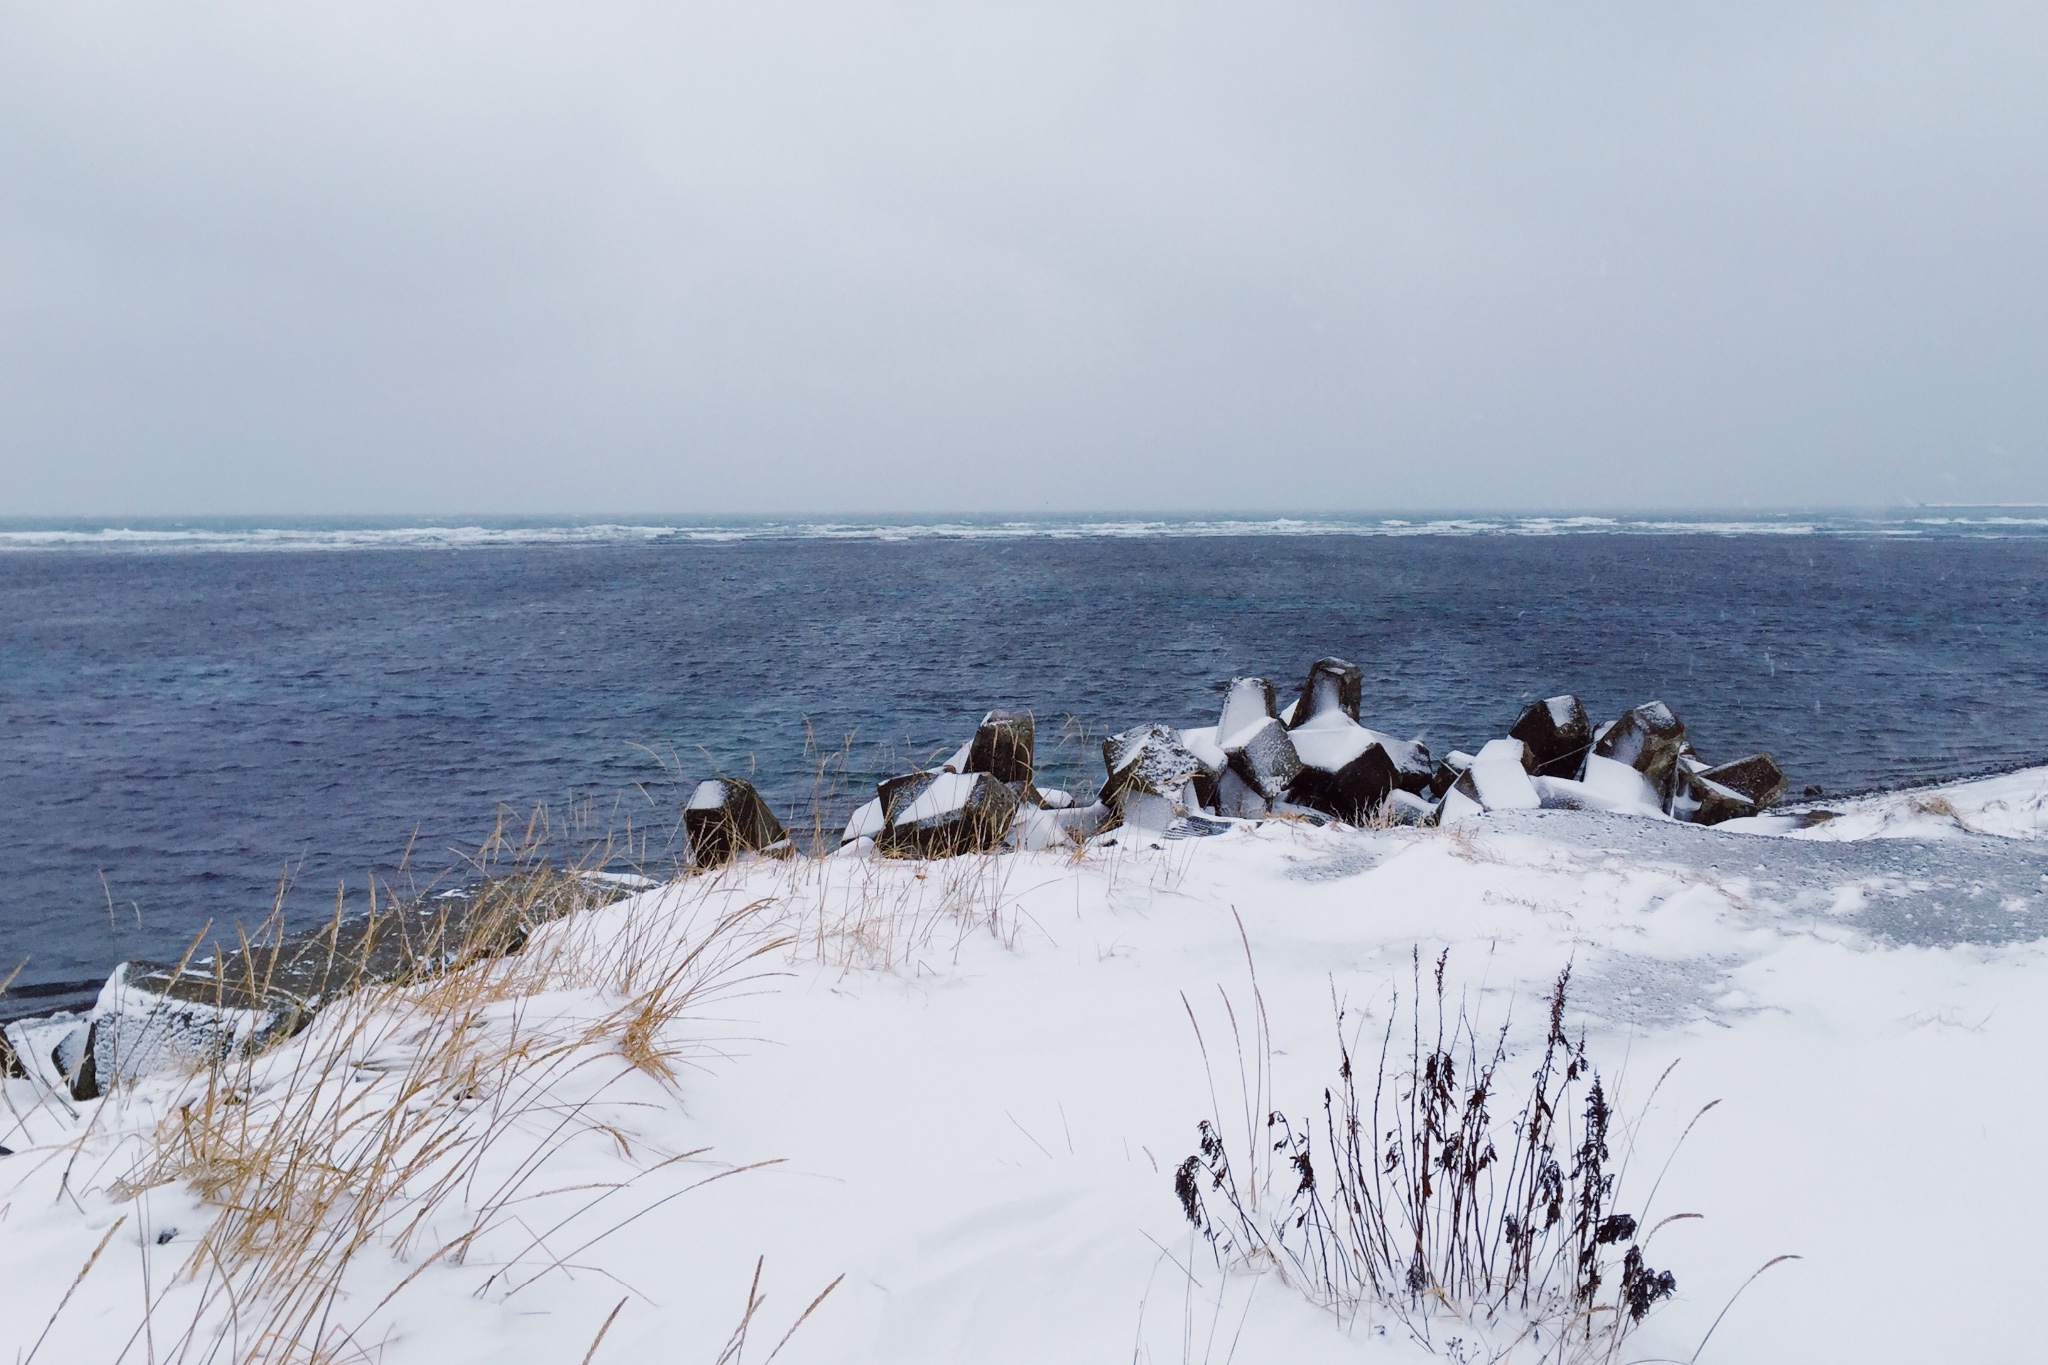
top-left (1759, 765), bottom-right (2048, 842)
top-left (5, 770), bottom-right (2048, 1364)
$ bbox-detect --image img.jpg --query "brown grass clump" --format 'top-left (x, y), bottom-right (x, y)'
top-left (1905, 793), bottom-right (1972, 830)
top-left (17, 844), bottom-right (790, 1365)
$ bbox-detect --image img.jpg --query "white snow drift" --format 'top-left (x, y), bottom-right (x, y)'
top-left (4, 768), bottom-right (2046, 1364)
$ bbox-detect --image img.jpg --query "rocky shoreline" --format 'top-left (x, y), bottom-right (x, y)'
top-left (6, 652), bottom-right (1793, 1107)
top-left (690, 654), bottom-right (1794, 865)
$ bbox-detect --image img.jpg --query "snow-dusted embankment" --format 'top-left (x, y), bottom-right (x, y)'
top-left (4, 766), bottom-right (2047, 1364)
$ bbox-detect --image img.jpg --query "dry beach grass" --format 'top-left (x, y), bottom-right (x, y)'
top-left (4, 793), bottom-right (1834, 1365)
top-left (8, 833), bottom-right (804, 1365)
top-left (4, 789), bottom-right (1094, 1365)
top-left (11, 756), bottom-right (2045, 1363)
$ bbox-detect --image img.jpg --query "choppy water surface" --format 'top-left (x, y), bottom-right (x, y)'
top-left (3, 522), bottom-right (2045, 1007)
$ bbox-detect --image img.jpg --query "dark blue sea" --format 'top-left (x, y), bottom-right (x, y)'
top-left (4, 513), bottom-right (2046, 1015)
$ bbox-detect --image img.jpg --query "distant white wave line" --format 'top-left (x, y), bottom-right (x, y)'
top-left (3, 514), bottom-right (2045, 551)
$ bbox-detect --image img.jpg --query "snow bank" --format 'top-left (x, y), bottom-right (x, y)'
top-left (6, 768), bottom-right (2048, 1363)
top-left (1743, 765), bottom-right (2048, 842)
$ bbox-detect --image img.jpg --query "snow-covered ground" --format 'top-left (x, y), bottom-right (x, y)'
top-left (6, 766), bottom-right (2048, 1364)
top-left (1753, 763), bottom-right (2048, 842)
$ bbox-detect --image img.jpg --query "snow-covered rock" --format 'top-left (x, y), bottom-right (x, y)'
top-left (878, 770), bottom-right (1020, 856)
top-left (1213, 678), bottom-right (1292, 810)
top-left (962, 710), bottom-right (1035, 787)
top-left (1388, 737), bottom-right (1437, 795)
top-left (1701, 753), bottom-right (1788, 809)
top-left (1432, 748), bottom-right (1475, 797)
top-left (1286, 713), bottom-right (1382, 776)
top-left (1530, 774), bottom-right (1592, 809)
top-left (929, 709), bottom-right (1054, 811)
top-left (842, 796), bottom-right (886, 844)
top-left (2, 1012), bottom-right (86, 1094)
top-left (1053, 800), bottom-right (1112, 838)
top-left (1592, 701), bottom-right (1689, 795)
top-left (1100, 724), bottom-right (1205, 817)
top-left (1475, 736), bottom-right (1535, 773)
top-left (684, 777), bottom-right (790, 866)
top-left (1177, 725), bottom-right (1228, 811)
top-left (1212, 767), bottom-right (1269, 819)
top-left (1384, 789), bottom-right (1436, 824)
top-left (1579, 752), bottom-right (1670, 816)
top-left (1118, 790), bottom-right (1180, 833)
top-left (51, 1019), bottom-right (98, 1099)
top-left (1286, 655), bottom-right (1362, 727)
top-left (1283, 707), bottom-right (1434, 824)
top-left (1216, 676), bottom-right (1280, 740)
top-left (1283, 715), bottom-right (1390, 818)
top-left (87, 963), bottom-right (293, 1089)
top-left (1661, 754), bottom-right (1786, 825)
top-left (1222, 717), bottom-right (1302, 801)
top-left (1437, 783), bottom-right (1487, 824)
top-left (1004, 803), bottom-right (1068, 851)
top-left (1180, 725), bottom-right (1227, 776)
top-left (1671, 769), bottom-right (1755, 824)
top-left (1457, 737), bottom-right (1542, 811)
top-left (1509, 694), bottom-right (1595, 776)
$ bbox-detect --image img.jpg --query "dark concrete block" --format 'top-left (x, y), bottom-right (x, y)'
top-left (1285, 745), bottom-right (1398, 824)
top-left (1100, 724), bottom-right (1206, 810)
top-left (54, 1020), bottom-right (98, 1101)
top-left (1430, 750), bottom-right (1474, 801)
top-left (877, 771), bottom-right (1021, 856)
top-left (1224, 717), bottom-right (1303, 800)
top-left (965, 710), bottom-right (1035, 786)
top-left (1287, 657), bottom-right (1363, 728)
top-left (1702, 753), bottom-right (1788, 809)
top-left (684, 777), bottom-right (790, 868)
top-left (1509, 695), bottom-right (1595, 777)
top-left (1592, 701), bottom-right (1688, 793)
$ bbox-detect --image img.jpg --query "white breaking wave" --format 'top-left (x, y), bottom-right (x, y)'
top-left (2, 512), bottom-right (2045, 551)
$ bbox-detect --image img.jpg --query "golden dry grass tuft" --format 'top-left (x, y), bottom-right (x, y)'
top-left (17, 847), bottom-right (790, 1365)
top-left (15, 772), bottom-right (1117, 1363)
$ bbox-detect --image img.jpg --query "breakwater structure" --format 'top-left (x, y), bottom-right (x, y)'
top-left (3, 653), bottom-right (1789, 1107)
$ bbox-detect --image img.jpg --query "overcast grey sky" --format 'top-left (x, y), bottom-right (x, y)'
top-left (2, 2), bottom-right (2044, 517)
